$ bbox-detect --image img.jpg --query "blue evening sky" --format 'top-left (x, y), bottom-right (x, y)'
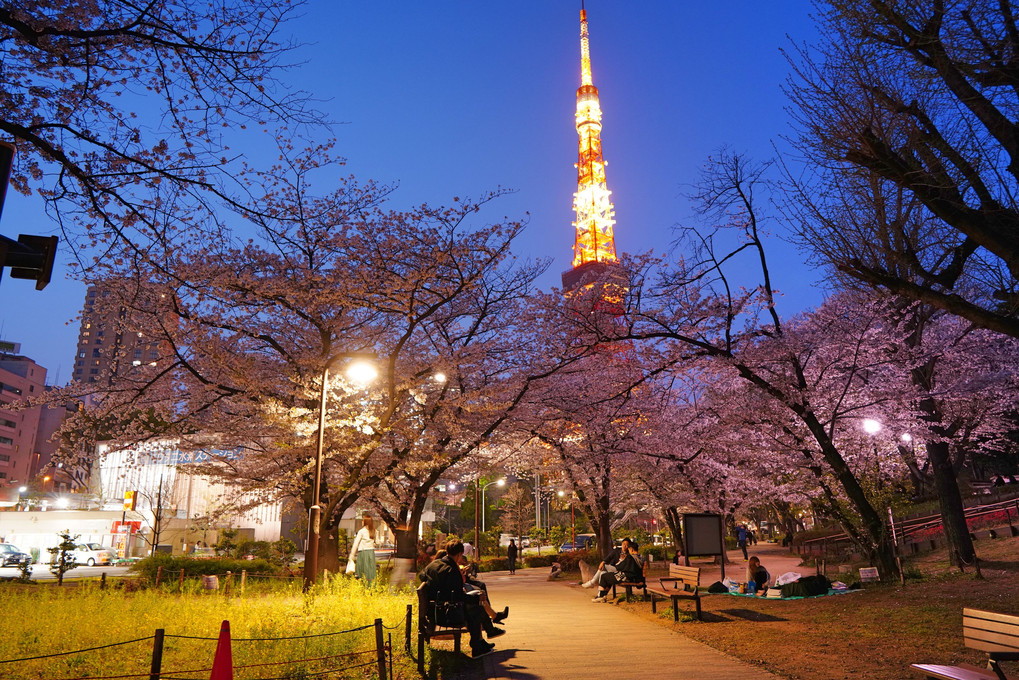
top-left (0, 1), bottom-right (824, 384)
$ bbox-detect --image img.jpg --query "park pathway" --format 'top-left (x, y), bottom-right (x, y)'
top-left (425, 545), bottom-right (799, 679)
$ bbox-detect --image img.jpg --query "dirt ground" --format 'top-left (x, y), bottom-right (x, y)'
top-left (615, 535), bottom-right (1019, 680)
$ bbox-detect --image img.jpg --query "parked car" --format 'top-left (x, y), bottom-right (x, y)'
top-left (85, 543), bottom-right (118, 563)
top-left (558, 533), bottom-right (596, 552)
top-left (0, 543), bottom-right (32, 567)
top-left (68, 543), bottom-right (112, 566)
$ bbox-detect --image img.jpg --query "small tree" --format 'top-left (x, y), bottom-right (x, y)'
top-left (48, 531), bottom-right (79, 586)
top-left (215, 528), bottom-right (239, 557)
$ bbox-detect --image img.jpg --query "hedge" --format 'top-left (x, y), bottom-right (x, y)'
top-left (132, 553), bottom-right (287, 581)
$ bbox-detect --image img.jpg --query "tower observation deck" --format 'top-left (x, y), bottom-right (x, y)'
top-left (563, 6), bottom-right (620, 292)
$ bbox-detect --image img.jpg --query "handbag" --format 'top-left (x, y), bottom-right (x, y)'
top-left (345, 558), bottom-right (356, 575)
top-left (433, 600), bottom-right (466, 628)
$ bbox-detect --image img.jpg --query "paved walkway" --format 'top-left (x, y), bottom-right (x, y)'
top-left (423, 544), bottom-right (804, 679)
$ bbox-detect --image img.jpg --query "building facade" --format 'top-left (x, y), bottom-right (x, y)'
top-left (72, 285), bottom-right (161, 385)
top-left (0, 348), bottom-right (69, 504)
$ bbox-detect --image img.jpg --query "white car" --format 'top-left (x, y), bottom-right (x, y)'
top-left (73, 543), bottom-right (113, 566)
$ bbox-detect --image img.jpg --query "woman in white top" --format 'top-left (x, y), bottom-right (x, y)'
top-left (348, 516), bottom-right (377, 584)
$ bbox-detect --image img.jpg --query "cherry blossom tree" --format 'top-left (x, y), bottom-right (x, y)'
top-left (54, 146), bottom-right (550, 579)
top-left (1, 0), bottom-right (318, 261)
top-left (784, 0), bottom-right (1019, 338)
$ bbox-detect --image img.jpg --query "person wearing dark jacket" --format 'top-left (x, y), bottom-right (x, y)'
top-left (420, 539), bottom-right (502, 658)
top-left (507, 539), bottom-right (518, 575)
top-left (592, 541), bottom-right (644, 602)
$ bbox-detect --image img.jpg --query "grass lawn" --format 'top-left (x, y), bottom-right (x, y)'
top-left (0, 574), bottom-right (417, 679)
top-left (615, 534), bottom-right (1019, 680)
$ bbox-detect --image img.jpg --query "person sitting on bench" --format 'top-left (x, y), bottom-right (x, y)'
top-left (420, 539), bottom-right (504, 658)
top-left (592, 540), bottom-right (643, 602)
top-left (581, 538), bottom-right (632, 588)
top-left (430, 549), bottom-right (509, 624)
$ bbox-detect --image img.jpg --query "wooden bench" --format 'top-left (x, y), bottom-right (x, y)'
top-left (646, 564), bottom-right (702, 622)
top-left (416, 583), bottom-right (470, 670)
top-left (912, 609), bottom-right (1019, 680)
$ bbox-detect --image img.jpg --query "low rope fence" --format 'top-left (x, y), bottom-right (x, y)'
top-left (0, 609), bottom-right (413, 680)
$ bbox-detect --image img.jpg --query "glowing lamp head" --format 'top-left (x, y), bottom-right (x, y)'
top-left (497, 479), bottom-right (506, 487)
top-left (901, 433), bottom-right (912, 443)
top-left (346, 360), bottom-right (378, 386)
top-left (862, 419), bottom-right (882, 435)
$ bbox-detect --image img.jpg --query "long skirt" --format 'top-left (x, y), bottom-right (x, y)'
top-left (355, 549), bottom-right (377, 584)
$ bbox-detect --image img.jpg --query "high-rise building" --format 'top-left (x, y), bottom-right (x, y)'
top-left (0, 349), bottom-right (72, 504)
top-left (72, 285), bottom-right (160, 384)
top-left (562, 5), bottom-right (620, 292)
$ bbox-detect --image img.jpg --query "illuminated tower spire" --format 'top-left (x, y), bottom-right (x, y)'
top-left (571, 5), bottom-right (617, 269)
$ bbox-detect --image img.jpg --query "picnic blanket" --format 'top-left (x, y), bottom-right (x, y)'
top-left (720, 587), bottom-right (860, 601)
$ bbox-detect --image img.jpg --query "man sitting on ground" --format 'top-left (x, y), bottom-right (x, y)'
top-left (420, 539), bottom-right (504, 658)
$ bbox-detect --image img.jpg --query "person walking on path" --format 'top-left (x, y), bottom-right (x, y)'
top-left (348, 515), bottom-right (378, 584)
top-left (737, 524), bottom-right (749, 561)
top-left (507, 539), bottom-right (518, 574)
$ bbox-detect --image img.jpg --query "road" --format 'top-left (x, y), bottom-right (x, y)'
top-left (0, 563), bottom-right (134, 581)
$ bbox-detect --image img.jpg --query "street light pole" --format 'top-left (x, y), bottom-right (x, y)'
top-left (303, 355), bottom-right (377, 591)
top-left (304, 362), bottom-right (331, 592)
top-left (481, 479), bottom-right (505, 533)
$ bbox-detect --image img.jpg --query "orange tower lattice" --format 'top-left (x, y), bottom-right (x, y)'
top-left (571, 6), bottom-right (617, 268)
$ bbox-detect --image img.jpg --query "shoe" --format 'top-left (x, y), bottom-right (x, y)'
top-left (472, 642), bottom-right (495, 658)
top-left (486, 627), bottom-right (506, 639)
top-left (592, 595), bottom-right (606, 602)
top-left (581, 580), bottom-right (595, 588)
top-left (493, 607), bottom-right (508, 624)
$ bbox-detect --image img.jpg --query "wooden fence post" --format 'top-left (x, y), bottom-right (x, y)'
top-left (224, 571), bottom-right (232, 595)
top-left (100, 572), bottom-right (107, 590)
top-left (178, 568), bottom-right (185, 592)
top-left (149, 628), bottom-right (164, 680)
top-left (155, 565), bottom-right (163, 587)
top-left (405, 604), bottom-right (412, 652)
top-left (241, 570), bottom-right (247, 594)
top-left (374, 618), bottom-right (387, 680)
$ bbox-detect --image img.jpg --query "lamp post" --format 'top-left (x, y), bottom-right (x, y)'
top-left (559, 490), bottom-right (575, 550)
top-left (481, 479), bottom-right (505, 533)
top-left (473, 478), bottom-right (505, 558)
top-left (304, 355), bottom-right (377, 591)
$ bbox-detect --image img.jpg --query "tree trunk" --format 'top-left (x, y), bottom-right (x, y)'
top-left (925, 437), bottom-right (975, 565)
top-left (664, 506), bottom-right (684, 557)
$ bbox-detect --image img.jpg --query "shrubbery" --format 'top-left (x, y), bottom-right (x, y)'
top-left (551, 549), bottom-right (594, 572)
top-left (132, 553), bottom-right (286, 581)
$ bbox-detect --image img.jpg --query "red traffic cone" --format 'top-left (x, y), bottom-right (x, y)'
top-left (209, 620), bottom-right (233, 680)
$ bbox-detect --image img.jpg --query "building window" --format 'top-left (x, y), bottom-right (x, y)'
top-left (0, 383), bottom-right (21, 395)
top-left (89, 369), bottom-right (99, 375)
top-left (0, 418), bottom-right (14, 428)
top-left (93, 349), bottom-right (101, 357)
top-left (0, 454), bottom-right (8, 461)
top-left (0, 436), bottom-right (13, 446)
top-left (78, 351), bottom-right (86, 358)
top-left (0, 472), bottom-right (6, 480)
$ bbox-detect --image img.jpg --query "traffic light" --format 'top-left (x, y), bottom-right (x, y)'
top-left (0, 142), bottom-right (60, 290)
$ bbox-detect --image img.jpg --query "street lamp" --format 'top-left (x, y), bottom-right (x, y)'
top-left (304, 355), bottom-right (377, 591)
top-left (473, 478), bottom-right (505, 557)
top-left (481, 479), bottom-right (505, 532)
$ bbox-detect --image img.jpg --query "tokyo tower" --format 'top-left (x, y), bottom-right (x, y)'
top-left (562, 4), bottom-right (619, 291)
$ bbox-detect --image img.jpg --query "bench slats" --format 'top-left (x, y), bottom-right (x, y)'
top-left (648, 565), bottom-right (702, 622)
top-left (911, 663), bottom-right (998, 680)
top-left (912, 609), bottom-right (1019, 680)
top-left (964, 608), bottom-right (1019, 657)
